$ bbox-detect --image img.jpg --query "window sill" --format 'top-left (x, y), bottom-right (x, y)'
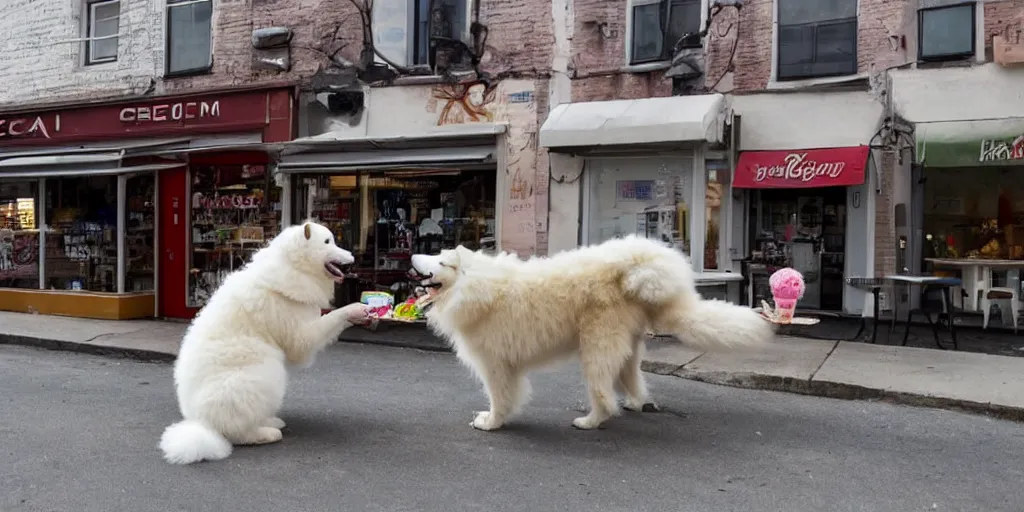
top-left (164, 66), bottom-right (213, 80)
top-left (80, 60), bottom-right (118, 70)
top-left (621, 61), bottom-right (673, 74)
top-left (767, 72), bottom-right (869, 91)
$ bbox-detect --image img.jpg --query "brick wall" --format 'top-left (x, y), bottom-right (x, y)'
top-left (704, 0), bottom-right (910, 93)
top-left (0, 0), bottom-right (551, 107)
top-left (874, 151), bottom-right (897, 278)
top-left (985, 0), bottom-right (1024, 53)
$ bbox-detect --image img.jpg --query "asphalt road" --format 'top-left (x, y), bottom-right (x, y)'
top-left (2, 343), bottom-right (1022, 512)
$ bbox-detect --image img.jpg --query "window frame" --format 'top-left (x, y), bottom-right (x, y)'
top-left (627, 0), bottom-right (704, 66)
top-left (164, 0), bottom-right (214, 78)
top-left (84, 0), bottom-right (120, 66)
top-left (916, 2), bottom-right (976, 63)
top-left (409, 0), bottom-right (471, 67)
top-left (775, 0), bottom-right (859, 82)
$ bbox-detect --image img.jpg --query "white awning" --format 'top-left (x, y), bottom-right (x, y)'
top-left (0, 162), bottom-right (185, 178)
top-left (278, 146), bottom-right (495, 173)
top-left (731, 91), bottom-right (883, 150)
top-left (539, 94), bottom-right (727, 150)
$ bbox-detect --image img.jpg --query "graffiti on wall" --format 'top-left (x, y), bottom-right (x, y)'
top-left (432, 81), bottom-right (498, 126)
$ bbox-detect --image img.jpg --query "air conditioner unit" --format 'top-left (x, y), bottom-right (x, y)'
top-left (993, 35), bottom-right (1024, 67)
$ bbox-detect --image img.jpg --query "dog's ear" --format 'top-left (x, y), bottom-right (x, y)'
top-left (303, 223), bottom-right (312, 240)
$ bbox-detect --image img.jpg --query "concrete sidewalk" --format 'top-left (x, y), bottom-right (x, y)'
top-left (2, 311), bottom-right (1023, 422)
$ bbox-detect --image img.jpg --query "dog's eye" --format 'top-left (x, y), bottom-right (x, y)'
top-left (324, 238), bottom-right (331, 244)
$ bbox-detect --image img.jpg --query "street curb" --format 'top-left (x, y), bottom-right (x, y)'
top-left (641, 361), bottom-right (1024, 423)
top-left (0, 334), bottom-right (176, 363)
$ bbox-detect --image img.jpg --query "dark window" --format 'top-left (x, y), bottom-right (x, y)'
top-left (85, 0), bottom-right (119, 65)
top-left (630, 0), bottom-right (702, 65)
top-left (166, 0), bottom-right (213, 76)
top-left (777, 0), bottom-right (857, 81)
top-left (412, 0), bottom-right (467, 66)
top-left (918, 3), bottom-right (975, 62)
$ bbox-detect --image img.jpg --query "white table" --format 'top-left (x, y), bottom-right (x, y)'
top-left (925, 258), bottom-right (1024, 312)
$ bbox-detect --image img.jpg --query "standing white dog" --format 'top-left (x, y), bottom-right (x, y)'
top-left (159, 222), bottom-right (370, 465)
top-left (411, 235), bottom-right (776, 431)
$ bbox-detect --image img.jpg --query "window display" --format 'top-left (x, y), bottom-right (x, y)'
top-left (0, 181), bottom-right (40, 289)
top-left (44, 176), bottom-right (118, 292)
top-left (704, 161), bottom-right (731, 270)
top-left (587, 157), bottom-right (694, 253)
top-left (295, 170), bottom-right (497, 305)
top-left (188, 164), bottom-right (281, 307)
top-left (125, 175), bottom-right (156, 292)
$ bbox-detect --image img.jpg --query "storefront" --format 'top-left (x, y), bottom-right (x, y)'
top-left (891, 64), bottom-right (1024, 320)
top-left (0, 86), bottom-right (295, 320)
top-left (277, 80), bottom-right (542, 309)
top-left (730, 90), bottom-right (884, 315)
top-left (540, 94), bottom-right (744, 302)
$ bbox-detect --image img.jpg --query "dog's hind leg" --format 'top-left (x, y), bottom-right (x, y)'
top-left (574, 335), bottom-right (632, 430)
top-left (231, 427), bottom-right (284, 446)
top-left (619, 339), bottom-right (659, 413)
top-left (471, 363), bottom-right (525, 431)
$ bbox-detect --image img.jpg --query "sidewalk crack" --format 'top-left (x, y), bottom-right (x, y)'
top-left (808, 340), bottom-right (840, 382)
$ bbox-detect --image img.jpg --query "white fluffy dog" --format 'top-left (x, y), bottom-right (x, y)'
top-left (159, 222), bottom-right (370, 465)
top-left (411, 235), bottom-right (776, 431)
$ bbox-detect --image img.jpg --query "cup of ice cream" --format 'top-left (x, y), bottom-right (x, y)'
top-left (768, 268), bottom-right (805, 324)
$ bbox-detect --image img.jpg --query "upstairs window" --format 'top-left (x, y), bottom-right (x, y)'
top-left (166, 0), bottom-right (213, 76)
top-left (374, 0), bottom-right (468, 68)
top-left (85, 0), bottom-right (120, 65)
top-left (777, 0), bottom-right (857, 81)
top-left (918, 3), bottom-right (975, 62)
top-left (630, 0), bottom-right (702, 65)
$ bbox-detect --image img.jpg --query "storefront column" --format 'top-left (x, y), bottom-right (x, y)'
top-left (279, 171), bottom-right (292, 228)
top-left (153, 171), bottom-right (161, 316)
top-left (690, 148), bottom-right (707, 271)
top-left (37, 178), bottom-right (46, 290)
top-left (116, 174), bottom-right (127, 294)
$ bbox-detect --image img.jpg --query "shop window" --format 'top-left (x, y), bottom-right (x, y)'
top-left (629, 0), bottom-right (702, 65)
top-left (372, 0), bottom-right (468, 68)
top-left (293, 170), bottom-right (497, 306)
top-left (166, 0), bottom-right (213, 76)
top-left (44, 176), bottom-right (118, 292)
top-left (917, 3), bottom-right (975, 62)
top-left (85, 0), bottom-right (120, 65)
top-left (188, 165), bottom-right (282, 307)
top-left (704, 161), bottom-right (731, 271)
top-left (586, 157), bottom-right (694, 255)
top-left (0, 181), bottom-right (40, 290)
top-left (776, 0), bottom-right (857, 81)
top-left (125, 175), bottom-right (156, 292)
top-left (922, 167), bottom-right (1024, 264)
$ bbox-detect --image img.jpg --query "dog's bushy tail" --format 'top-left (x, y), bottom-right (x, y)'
top-left (656, 298), bottom-right (776, 351)
top-left (159, 419), bottom-right (232, 465)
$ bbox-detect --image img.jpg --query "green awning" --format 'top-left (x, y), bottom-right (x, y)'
top-left (916, 118), bottom-right (1024, 167)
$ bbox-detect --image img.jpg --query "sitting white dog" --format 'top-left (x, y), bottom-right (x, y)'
top-left (159, 221), bottom-right (370, 465)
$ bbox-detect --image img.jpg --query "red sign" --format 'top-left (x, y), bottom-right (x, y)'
top-left (0, 88), bottom-right (292, 148)
top-left (733, 146), bottom-right (870, 189)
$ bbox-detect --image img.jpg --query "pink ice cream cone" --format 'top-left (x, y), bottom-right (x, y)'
top-left (769, 268), bottom-right (805, 324)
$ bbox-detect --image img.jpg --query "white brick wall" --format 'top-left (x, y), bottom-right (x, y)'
top-left (0, 0), bottom-right (162, 105)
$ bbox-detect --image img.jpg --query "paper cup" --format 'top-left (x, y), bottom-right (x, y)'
top-left (774, 297), bottom-right (797, 323)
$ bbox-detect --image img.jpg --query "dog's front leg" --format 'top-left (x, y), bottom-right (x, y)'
top-left (287, 304), bottom-right (367, 366)
top-left (471, 363), bottom-right (526, 431)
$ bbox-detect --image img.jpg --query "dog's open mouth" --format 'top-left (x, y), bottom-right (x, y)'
top-left (407, 268), bottom-right (442, 290)
top-left (325, 261), bottom-right (354, 282)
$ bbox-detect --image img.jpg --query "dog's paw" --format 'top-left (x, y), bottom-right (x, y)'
top-left (624, 399), bottom-right (661, 413)
top-left (264, 417), bottom-right (287, 429)
top-left (470, 411), bottom-right (503, 431)
top-left (571, 415), bottom-right (604, 430)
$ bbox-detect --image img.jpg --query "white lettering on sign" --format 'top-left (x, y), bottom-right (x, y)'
top-left (0, 115), bottom-right (59, 139)
top-left (753, 152), bottom-right (846, 182)
top-left (979, 135), bottom-right (1024, 163)
top-left (119, 100), bottom-right (221, 123)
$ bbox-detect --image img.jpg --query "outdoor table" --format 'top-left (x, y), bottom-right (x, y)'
top-left (925, 258), bottom-right (1024, 312)
top-left (844, 277), bottom-right (892, 345)
top-left (886, 275), bottom-right (961, 351)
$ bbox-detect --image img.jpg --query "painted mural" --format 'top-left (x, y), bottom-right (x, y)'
top-left (427, 79), bottom-right (541, 256)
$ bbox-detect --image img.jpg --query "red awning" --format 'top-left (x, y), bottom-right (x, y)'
top-left (732, 145), bottom-right (870, 189)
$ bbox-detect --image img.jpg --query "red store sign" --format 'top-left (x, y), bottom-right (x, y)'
top-left (732, 146), bottom-right (870, 189)
top-left (0, 89), bottom-right (290, 148)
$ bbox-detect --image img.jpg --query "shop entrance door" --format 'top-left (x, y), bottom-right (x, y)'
top-left (158, 167), bottom-right (192, 319)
